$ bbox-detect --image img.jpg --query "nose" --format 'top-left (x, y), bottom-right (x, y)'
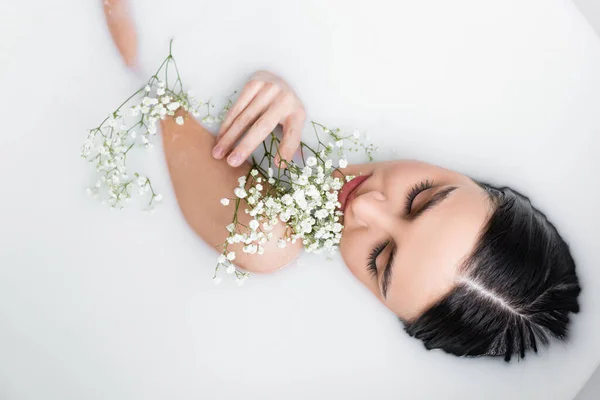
top-left (350, 190), bottom-right (398, 232)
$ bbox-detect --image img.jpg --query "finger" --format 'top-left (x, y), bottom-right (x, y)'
top-left (274, 110), bottom-right (305, 168)
top-left (227, 101), bottom-right (285, 167)
top-left (213, 85), bottom-right (279, 159)
top-left (217, 79), bottom-right (264, 138)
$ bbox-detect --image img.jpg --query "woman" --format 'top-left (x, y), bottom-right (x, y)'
top-left (159, 71), bottom-right (581, 362)
top-left (101, 4), bottom-right (580, 361)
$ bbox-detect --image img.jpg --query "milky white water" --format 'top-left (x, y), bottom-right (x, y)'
top-left (1, 0), bottom-right (599, 399)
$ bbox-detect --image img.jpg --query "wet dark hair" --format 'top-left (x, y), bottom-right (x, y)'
top-left (404, 183), bottom-right (581, 362)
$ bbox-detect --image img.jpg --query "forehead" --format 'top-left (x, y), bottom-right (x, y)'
top-left (386, 185), bottom-right (491, 320)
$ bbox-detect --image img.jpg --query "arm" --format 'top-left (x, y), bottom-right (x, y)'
top-left (160, 112), bottom-right (303, 273)
top-left (103, 0), bottom-right (138, 69)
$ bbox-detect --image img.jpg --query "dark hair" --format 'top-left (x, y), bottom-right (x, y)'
top-left (404, 183), bottom-right (581, 362)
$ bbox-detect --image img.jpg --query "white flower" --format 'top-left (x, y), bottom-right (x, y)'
top-left (250, 169), bottom-right (258, 177)
top-left (353, 130), bottom-right (361, 139)
top-left (268, 167), bottom-right (274, 178)
top-left (249, 219), bottom-right (259, 231)
top-left (296, 175), bottom-right (308, 186)
top-left (220, 198), bottom-right (230, 206)
top-left (144, 85), bottom-right (151, 92)
top-left (236, 278), bottom-right (245, 287)
top-left (338, 159), bottom-right (348, 168)
top-left (154, 194), bottom-right (163, 203)
top-left (157, 81), bottom-right (166, 88)
top-left (217, 254), bottom-right (227, 264)
top-left (129, 106), bottom-right (139, 117)
top-left (325, 159), bottom-right (333, 169)
top-left (212, 276), bottom-right (222, 285)
top-left (277, 239), bottom-right (287, 248)
top-left (226, 223), bottom-right (236, 233)
top-left (143, 97), bottom-right (159, 106)
top-left (226, 264), bottom-right (236, 274)
top-left (161, 96), bottom-right (171, 104)
top-left (335, 140), bottom-right (343, 148)
top-left (243, 244), bottom-right (258, 254)
top-left (156, 87), bottom-right (165, 96)
top-left (238, 176), bottom-right (247, 186)
top-left (306, 157), bottom-right (317, 167)
top-left (345, 175), bottom-right (355, 182)
top-left (175, 116), bottom-right (184, 125)
top-left (167, 101), bottom-right (181, 111)
top-left (227, 251), bottom-right (236, 261)
top-left (315, 209), bottom-right (328, 219)
top-left (234, 188), bottom-right (247, 199)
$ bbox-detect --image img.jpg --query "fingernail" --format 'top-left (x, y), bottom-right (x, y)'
top-left (228, 153), bottom-right (243, 167)
top-left (212, 147), bottom-right (224, 159)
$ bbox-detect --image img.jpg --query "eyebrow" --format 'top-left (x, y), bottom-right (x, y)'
top-left (381, 186), bottom-right (459, 298)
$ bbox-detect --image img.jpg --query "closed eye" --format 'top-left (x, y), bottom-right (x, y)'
top-left (367, 240), bottom-right (389, 279)
top-left (405, 180), bottom-right (434, 214)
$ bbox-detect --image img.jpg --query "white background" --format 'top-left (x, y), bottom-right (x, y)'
top-left (1, 1), bottom-right (599, 399)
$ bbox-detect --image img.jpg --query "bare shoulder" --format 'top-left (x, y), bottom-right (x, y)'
top-left (160, 112), bottom-right (303, 274)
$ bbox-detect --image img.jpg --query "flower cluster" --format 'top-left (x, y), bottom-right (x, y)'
top-left (214, 122), bottom-right (377, 284)
top-left (82, 41), bottom-right (378, 285)
top-left (81, 40), bottom-right (220, 209)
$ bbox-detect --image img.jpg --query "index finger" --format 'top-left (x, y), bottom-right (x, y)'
top-left (218, 80), bottom-right (264, 138)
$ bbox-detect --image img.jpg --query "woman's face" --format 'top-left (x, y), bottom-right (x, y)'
top-left (336, 160), bottom-right (492, 321)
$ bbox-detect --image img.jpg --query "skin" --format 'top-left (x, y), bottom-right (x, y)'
top-left (160, 111), bottom-right (303, 274)
top-left (102, 12), bottom-right (496, 321)
top-left (334, 161), bottom-right (492, 321)
top-left (213, 71), bottom-right (306, 168)
top-left (158, 78), bottom-right (493, 322)
top-left (103, 0), bottom-right (138, 69)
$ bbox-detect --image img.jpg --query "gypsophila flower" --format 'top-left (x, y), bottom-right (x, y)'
top-left (234, 188), bottom-right (247, 199)
top-left (97, 51), bottom-right (382, 284)
top-left (82, 40), bottom-right (211, 211)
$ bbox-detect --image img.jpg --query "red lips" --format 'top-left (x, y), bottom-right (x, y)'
top-left (338, 175), bottom-right (371, 212)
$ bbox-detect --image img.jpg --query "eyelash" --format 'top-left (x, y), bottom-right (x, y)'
top-left (367, 180), bottom-right (432, 279)
top-left (404, 179), bottom-right (434, 214)
top-left (367, 240), bottom-right (389, 278)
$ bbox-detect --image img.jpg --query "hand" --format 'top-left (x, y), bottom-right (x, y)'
top-left (212, 70), bottom-right (306, 167)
